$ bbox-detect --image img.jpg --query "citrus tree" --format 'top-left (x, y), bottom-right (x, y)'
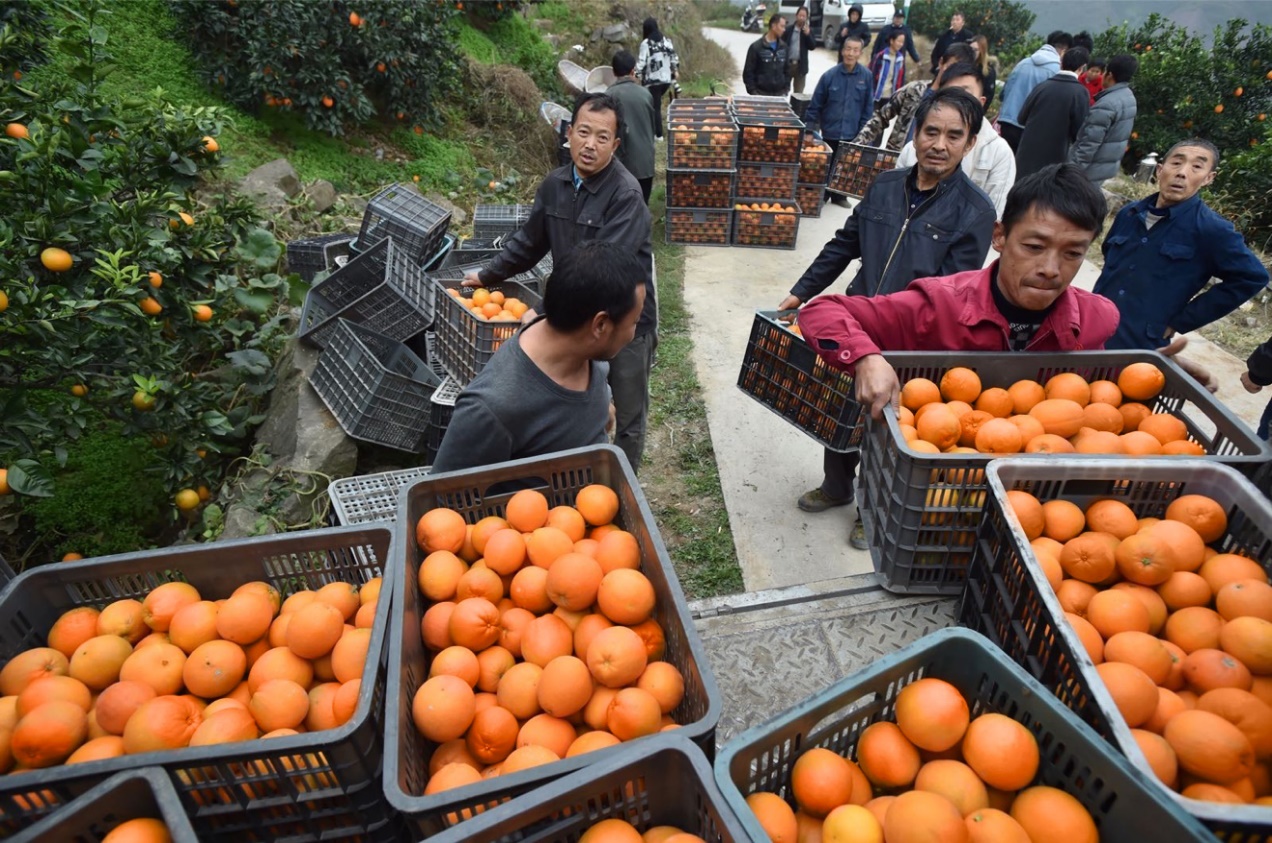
top-left (0, 2), bottom-right (289, 526)
top-left (170, 0), bottom-right (464, 137)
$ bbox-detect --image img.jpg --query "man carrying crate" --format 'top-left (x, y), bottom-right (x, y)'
top-left (434, 241), bottom-right (645, 474)
top-left (776, 87), bottom-right (996, 548)
top-left (463, 92), bottom-right (658, 474)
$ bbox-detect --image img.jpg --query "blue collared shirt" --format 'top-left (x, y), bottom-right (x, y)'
top-left (805, 62), bottom-right (874, 142)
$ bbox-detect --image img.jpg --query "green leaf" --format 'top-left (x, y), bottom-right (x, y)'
top-left (201, 410), bottom-right (234, 436)
top-left (7, 459), bottom-right (54, 497)
top-left (235, 228), bottom-right (282, 269)
top-left (232, 288), bottom-right (274, 314)
top-left (227, 349), bottom-right (271, 376)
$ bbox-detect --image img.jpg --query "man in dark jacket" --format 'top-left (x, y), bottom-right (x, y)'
top-left (872, 10), bottom-right (921, 63)
top-left (1014, 47), bottom-right (1090, 179)
top-left (1241, 335), bottom-right (1272, 440)
top-left (465, 92), bottom-right (658, 472)
top-left (834, 4), bottom-right (872, 53)
top-left (1069, 53), bottom-right (1137, 186)
top-left (1094, 138), bottom-right (1269, 353)
top-left (782, 5), bottom-right (812, 94)
top-left (743, 14), bottom-right (790, 95)
top-left (607, 50), bottom-right (657, 203)
top-left (805, 34), bottom-right (873, 206)
top-left (930, 12), bottom-right (974, 75)
top-left (778, 88), bottom-right (996, 545)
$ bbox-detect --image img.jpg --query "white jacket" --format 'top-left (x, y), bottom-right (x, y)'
top-left (896, 117), bottom-right (1016, 219)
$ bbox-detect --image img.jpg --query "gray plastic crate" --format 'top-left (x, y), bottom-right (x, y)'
top-left (310, 318), bottom-right (442, 453)
top-left (962, 458), bottom-right (1272, 839)
top-left (795, 183), bottom-right (824, 218)
top-left (716, 628), bottom-right (1210, 843)
top-left (859, 350), bottom-right (1272, 595)
top-left (731, 200), bottom-right (801, 250)
top-left (384, 445), bottom-right (722, 838)
top-left (665, 208), bottom-right (732, 246)
top-left (297, 238), bottom-right (434, 350)
top-left (9, 769), bottom-right (198, 843)
top-left (666, 169), bottom-right (735, 209)
top-left (286, 232), bottom-right (356, 282)
top-left (428, 275), bottom-right (542, 385)
top-left (827, 141), bottom-right (898, 198)
top-left (472, 203), bottom-right (533, 238)
top-left (328, 466), bottom-right (432, 526)
top-left (733, 162), bottom-right (799, 201)
top-left (425, 375), bottom-right (461, 463)
top-left (357, 183), bottom-right (451, 266)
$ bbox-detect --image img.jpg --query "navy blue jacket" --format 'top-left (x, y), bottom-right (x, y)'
top-left (1093, 192), bottom-right (1268, 350)
top-left (805, 63), bottom-right (874, 142)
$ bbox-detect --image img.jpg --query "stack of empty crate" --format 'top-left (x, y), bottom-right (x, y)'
top-left (300, 183), bottom-right (453, 455)
top-left (729, 96), bottom-right (803, 249)
top-left (664, 98), bottom-right (738, 247)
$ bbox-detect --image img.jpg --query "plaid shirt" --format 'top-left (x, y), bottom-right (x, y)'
top-left (852, 79), bottom-right (928, 151)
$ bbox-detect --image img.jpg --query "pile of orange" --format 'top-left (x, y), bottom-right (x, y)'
top-left (733, 202), bottom-right (798, 214)
top-left (745, 679), bottom-right (1100, 843)
top-left (1007, 489), bottom-right (1272, 805)
top-left (101, 817), bottom-right (174, 843)
top-left (411, 485), bottom-right (683, 797)
top-left (446, 286), bottom-right (529, 322)
top-left (897, 364), bottom-right (1206, 456)
top-left (0, 576), bottom-right (379, 774)
top-left (573, 818), bottom-right (706, 843)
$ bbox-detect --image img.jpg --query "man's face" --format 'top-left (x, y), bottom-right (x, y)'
top-left (1156, 146), bottom-right (1217, 207)
top-left (597, 285), bottom-right (646, 359)
top-left (941, 74), bottom-right (985, 106)
top-left (951, 14), bottom-right (964, 31)
top-left (840, 39), bottom-right (862, 69)
top-left (568, 104), bottom-right (619, 178)
top-left (913, 104), bottom-right (976, 182)
top-left (993, 207), bottom-right (1096, 311)
top-left (770, 17), bottom-right (787, 38)
top-left (796, 8), bottom-right (807, 26)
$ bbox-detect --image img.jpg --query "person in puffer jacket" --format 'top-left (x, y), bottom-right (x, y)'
top-left (834, 4), bottom-right (872, 53)
top-left (1069, 54), bottom-right (1138, 186)
top-left (997, 31), bottom-right (1073, 152)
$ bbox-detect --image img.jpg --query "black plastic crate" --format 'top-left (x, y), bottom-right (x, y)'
top-left (737, 311), bottom-right (861, 451)
top-left (665, 208), bottom-right (732, 246)
top-left (297, 238), bottom-right (434, 350)
top-left (429, 275), bottom-right (542, 385)
top-left (328, 466), bottom-right (432, 526)
top-left (735, 117), bottom-right (804, 165)
top-left (424, 375), bottom-right (461, 464)
top-left (731, 200), bottom-right (801, 250)
top-left (827, 142), bottom-right (898, 198)
top-left (441, 236), bottom-right (504, 267)
top-left (715, 628), bottom-right (1209, 842)
top-left (472, 204), bottom-right (532, 239)
top-left (798, 138), bottom-right (833, 183)
top-left (666, 169), bottom-right (735, 209)
top-left (859, 351), bottom-right (1272, 595)
top-left (531, 252), bottom-right (553, 283)
top-left (286, 232), bottom-right (356, 283)
top-left (424, 734), bottom-right (746, 843)
top-left (733, 162), bottom-right (799, 201)
top-left (357, 183), bottom-right (451, 266)
top-left (961, 459), bottom-right (1272, 839)
top-left (795, 182), bottom-right (824, 218)
top-left (0, 526), bottom-right (401, 842)
top-left (667, 120), bottom-right (739, 170)
top-left (310, 318), bottom-right (442, 453)
top-left (9, 769), bottom-right (197, 843)
top-left (384, 445), bottom-right (723, 838)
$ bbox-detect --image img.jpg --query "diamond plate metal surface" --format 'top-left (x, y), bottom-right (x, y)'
top-left (695, 593), bottom-right (957, 747)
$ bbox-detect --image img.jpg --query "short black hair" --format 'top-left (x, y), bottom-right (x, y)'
top-left (543, 241), bottom-right (643, 332)
top-left (939, 62), bottom-right (985, 97)
top-left (914, 87), bottom-right (983, 139)
top-left (612, 50), bottom-right (636, 78)
top-left (571, 92), bottom-right (624, 141)
top-left (1108, 53), bottom-right (1138, 83)
top-left (642, 17), bottom-right (661, 42)
top-left (1047, 30), bottom-right (1073, 49)
top-left (943, 42), bottom-right (975, 66)
top-left (1088, 57), bottom-right (1107, 70)
top-left (841, 34), bottom-right (865, 49)
top-left (768, 12), bottom-right (784, 28)
top-left (1073, 31), bottom-right (1094, 52)
top-left (1061, 46), bottom-right (1089, 72)
top-left (1165, 138), bottom-right (1221, 171)
top-left (1002, 163), bottom-right (1107, 237)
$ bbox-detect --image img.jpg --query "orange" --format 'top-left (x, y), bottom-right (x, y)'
top-left (417, 508), bottom-right (467, 553)
top-left (965, 809), bottom-right (1030, 843)
top-left (11, 700), bottom-right (87, 767)
top-left (1118, 402), bottom-right (1152, 431)
top-left (1104, 631), bottom-right (1172, 684)
top-left (586, 625), bottom-right (648, 688)
top-left (856, 721), bottom-right (921, 788)
top-left (483, 529), bottom-right (527, 575)
top-left (466, 704), bottom-right (519, 764)
top-left (475, 645), bottom-right (515, 694)
top-left (456, 565), bottom-right (504, 603)
top-left (597, 569), bottom-right (656, 625)
top-left (1057, 580), bottom-right (1098, 617)
top-left (215, 591), bottom-right (274, 645)
top-left (448, 597), bottom-right (501, 652)
top-left (1081, 402), bottom-right (1124, 433)
top-left (1005, 491), bottom-right (1044, 541)
top-left (607, 686), bottom-right (662, 741)
top-left (520, 614), bottom-right (575, 667)
top-left (1145, 686), bottom-right (1189, 733)
top-left (248, 645), bottom-right (313, 692)
top-left (495, 661), bottom-right (543, 720)
top-left (1010, 786), bottom-right (1098, 843)
top-left (1219, 616), bottom-right (1272, 675)
top-left (121, 695), bottom-right (202, 755)
top-left (1118, 362), bottom-right (1165, 401)
top-left (413, 674), bottom-right (476, 742)
top-left (595, 530), bottom-right (641, 573)
top-left (576, 485), bottom-right (620, 526)
top-left (567, 730), bottom-right (621, 758)
top-left (16, 675), bottom-right (92, 716)
top-left (1045, 372), bottom-right (1091, 406)
top-left (1088, 380), bottom-right (1123, 406)
top-left (119, 642), bottom-right (186, 696)
top-left (1197, 688), bottom-right (1272, 758)
top-left (962, 712), bottom-right (1039, 790)
top-left (510, 565), bottom-right (553, 613)
top-left (536, 655), bottom-right (593, 718)
top-left (1158, 572), bottom-right (1212, 611)
top-left (940, 367), bottom-right (982, 403)
top-left (527, 526), bottom-right (574, 568)
top-left (1024, 433), bottom-right (1075, 453)
top-left (1059, 532), bottom-right (1118, 584)
top-left (1138, 414), bottom-right (1188, 445)
top-left (47, 607), bottom-right (102, 659)
top-left (1115, 531), bottom-right (1176, 586)
top-left (1007, 379), bottom-right (1046, 414)
top-left (1084, 499), bottom-right (1137, 539)
top-left (168, 600), bottom-right (221, 654)
top-left (1165, 708), bottom-right (1256, 784)
top-left (1040, 500), bottom-right (1085, 542)
top-left (425, 762), bottom-right (483, 795)
top-left (1006, 414), bottom-right (1045, 443)
top-left (545, 552), bottom-right (604, 611)
top-left (1097, 662), bottom-right (1159, 727)
top-left (973, 418), bottom-right (1022, 454)
top-left (894, 677), bottom-right (969, 752)
top-left (95, 680), bottom-right (157, 735)
top-left (248, 678), bottom-right (309, 732)
top-left (915, 759), bottom-right (988, 816)
top-left (1120, 430), bottom-right (1163, 455)
top-left (1110, 583), bottom-right (1168, 635)
top-left (142, 582), bottom-right (201, 633)
top-left (958, 410), bottom-right (995, 448)
top-left (791, 746), bottom-right (857, 817)
top-left (1200, 553), bottom-right (1266, 594)
top-left (68, 634), bottom-right (133, 691)
top-left (67, 735), bottom-right (127, 765)
top-left (1145, 520), bottom-right (1207, 573)
top-left (1165, 606), bottom-right (1225, 653)
top-left (1217, 579), bottom-right (1272, 622)
top-left (1028, 399), bottom-right (1085, 438)
top-left (286, 601), bottom-right (345, 659)
top-left (1086, 587), bottom-right (1151, 637)
top-left (1184, 648), bottom-right (1253, 693)
top-left (901, 378), bottom-right (941, 411)
top-left (516, 712), bottom-right (577, 760)
top-left (974, 387), bottom-right (1014, 418)
top-left (883, 790), bottom-right (967, 843)
top-left (184, 639), bottom-right (247, 698)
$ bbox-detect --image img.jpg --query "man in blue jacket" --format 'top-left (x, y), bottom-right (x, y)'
top-left (1093, 139), bottom-right (1268, 351)
top-left (871, 10), bottom-right (921, 64)
top-left (805, 35), bottom-right (874, 207)
top-left (997, 31), bottom-right (1072, 152)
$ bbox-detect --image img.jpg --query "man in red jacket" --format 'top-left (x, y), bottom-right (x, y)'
top-left (798, 164), bottom-right (1119, 417)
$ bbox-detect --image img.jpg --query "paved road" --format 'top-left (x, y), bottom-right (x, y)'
top-left (684, 27), bottom-right (1267, 594)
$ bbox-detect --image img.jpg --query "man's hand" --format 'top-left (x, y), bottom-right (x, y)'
top-left (606, 402), bottom-right (616, 434)
top-left (1156, 336), bottom-right (1219, 394)
top-left (777, 294), bottom-right (802, 312)
top-left (854, 354), bottom-right (900, 420)
top-left (1242, 371), bottom-right (1264, 394)
top-left (461, 270), bottom-right (484, 288)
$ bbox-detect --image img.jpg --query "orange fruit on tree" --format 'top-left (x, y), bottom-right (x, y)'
top-left (882, 790), bottom-right (966, 843)
top-left (1086, 586), bottom-right (1151, 636)
top-left (417, 508), bottom-right (467, 554)
top-left (962, 712), bottom-right (1039, 790)
top-left (856, 721), bottom-right (921, 788)
top-left (576, 484), bottom-right (620, 526)
top-left (1006, 490), bottom-right (1044, 541)
top-left (791, 746), bottom-right (857, 817)
top-left (894, 677), bottom-right (969, 751)
top-left (1010, 786), bottom-right (1098, 843)
top-left (1115, 531), bottom-right (1176, 586)
top-left (901, 378), bottom-right (941, 411)
top-left (746, 792), bottom-right (798, 843)
top-left (974, 418), bottom-right (1022, 454)
top-left (939, 367), bottom-right (982, 402)
top-left (1007, 379), bottom-right (1046, 414)
top-left (1059, 532), bottom-right (1118, 584)
top-left (1118, 362), bottom-right (1166, 401)
top-left (40, 247), bottom-right (73, 272)
top-left (1045, 372), bottom-right (1091, 406)
top-left (1165, 708), bottom-right (1256, 784)
top-left (974, 387), bottom-right (1014, 418)
top-left (1029, 398), bottom-right (1085, 438)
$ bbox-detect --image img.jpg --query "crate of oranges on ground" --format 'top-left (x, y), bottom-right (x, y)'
top-left (737, 311), bottom-right (862, 452)
top-left (0, 526), bottom-right (400, 841)
top-left (827, 142), bottom-right (899, 199)
top-left (666, 170), bottom-right (735, 210)
top-left (732, 201), bottom-right (801, 250)
top-left (421, 733), bottom-right (747, 843)
top-left (668, 119), bottom-right (738, 170)
top-left (734, 162), bottom-right (799, 201)
top-left (9, 768), bottom-right (197, 843)
top-left (428, 274), bottom-right (541, 386)
top-left (715, 627), bottom-right (1209, 843)
top-left (961, 458), bottom-right (1272, 837)
top-left (795, 183), bottom-right (824, 219)
top-left (798, 136), bottom-right (833, 184)
top-left (858, 351), bottom-right (1272, 596)
top-left (665, 208), bottom-right (733, 246)
top-left (383, 445), bottom-right (722, 837)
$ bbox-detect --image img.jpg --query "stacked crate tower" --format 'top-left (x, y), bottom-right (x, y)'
top-left (729, 96), bottom-right (804, 249)
top-left (663, 98), bottom-right (738, 247)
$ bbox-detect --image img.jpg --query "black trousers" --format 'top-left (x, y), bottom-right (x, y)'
top-left (999, 122), bottom-right (1023, 153)
top-left (638, 177), bottom-right (653, 204)
top-left (647, 83), bottom-right (670, 138)
top-left (821, 449), bottom-right (861, 501)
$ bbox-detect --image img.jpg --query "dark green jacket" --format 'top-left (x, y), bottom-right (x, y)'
top-left (606, 77), bottom-right (656, 181)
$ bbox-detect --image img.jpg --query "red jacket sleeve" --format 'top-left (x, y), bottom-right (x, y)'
top-left (797, 287), bottom-right (937, 373)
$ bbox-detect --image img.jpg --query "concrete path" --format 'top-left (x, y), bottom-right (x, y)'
top-left (685, 27), bottom-right (1266, 594)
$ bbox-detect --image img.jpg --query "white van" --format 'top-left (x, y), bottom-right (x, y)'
top-left (779, 0), bottom-right (898, 50)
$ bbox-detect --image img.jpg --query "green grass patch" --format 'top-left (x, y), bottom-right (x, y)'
top-left (459, 21), bottom-right (502, 64)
